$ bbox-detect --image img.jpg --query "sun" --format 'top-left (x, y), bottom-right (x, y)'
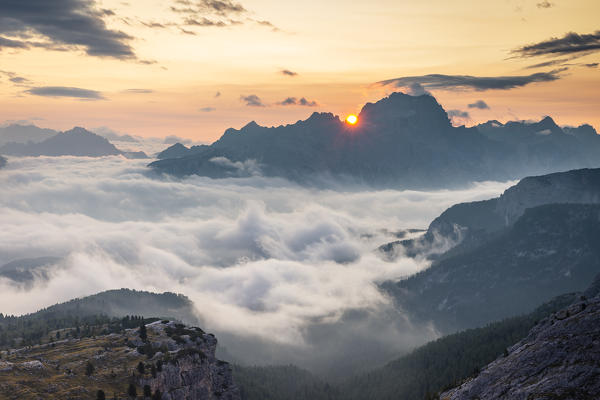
top-left (346, 114), bottom-right (358, 125)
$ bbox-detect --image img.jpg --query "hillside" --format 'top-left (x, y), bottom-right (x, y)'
top-left (0, 289), bottom-right (198, 348)
top-left (441, 292), bottom-right (600, 400)
top-left (150, 92), bottom-right (600, 188)
top-left (0, 320), bottom-right (240, 400)
top-left (232, 292), bottom-right (578, 400)
top-left (381, 168), bottom-right (600, 258)
top-left (384, 203), bottom-right (600, 333)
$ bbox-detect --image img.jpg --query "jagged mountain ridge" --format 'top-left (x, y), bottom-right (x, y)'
top-left (0, 127), bottom-right (148, 158)
top-left (382, 168), bottom-right (600, 258)
top-left (150, 92), bottom-right (600, 188)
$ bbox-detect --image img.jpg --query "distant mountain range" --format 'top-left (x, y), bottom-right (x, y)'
top-left (381, 168), bottom-right (600, 333)
top-left (0, 126), bottom-right (147, 158)
top-left (150, 92), bottom-right (600, 187)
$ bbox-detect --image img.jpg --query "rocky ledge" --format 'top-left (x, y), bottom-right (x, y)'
top-left (441, 294), bottom-right (600, 400)
top-left (0, 320), bottom-right (240, 400)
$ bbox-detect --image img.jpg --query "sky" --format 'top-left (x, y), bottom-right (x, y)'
top-left (0, 0), bottom-right (599, 141)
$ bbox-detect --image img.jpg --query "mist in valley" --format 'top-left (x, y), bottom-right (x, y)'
top-left (0, 153), bottom-right (512, 376)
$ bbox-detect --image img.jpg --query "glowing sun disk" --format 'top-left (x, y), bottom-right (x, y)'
top-left (346, 114), bottom-right (358, 125)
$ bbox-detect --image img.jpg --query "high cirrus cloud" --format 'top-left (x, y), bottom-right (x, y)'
top-left (377, 69), bottom-right (566, 92)
top-left (512, 30), bottom-right (600, 58)
top-left (0, 155), bottom-right (511, 373)
top-left (25, 86), bottom-right (105, 100)
top-left (0, 0), bottom-right (136, 59)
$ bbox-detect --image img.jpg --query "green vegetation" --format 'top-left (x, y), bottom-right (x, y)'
top-left (234, 292), bottom-right (577, 400)
top-left (233, 365), bottom-right (339, 400)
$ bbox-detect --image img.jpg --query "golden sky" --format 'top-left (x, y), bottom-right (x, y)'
top-left (0, 0), bottom-right (599, 141)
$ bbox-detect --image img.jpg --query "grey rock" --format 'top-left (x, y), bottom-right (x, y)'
top-left (441, 295), bottom-right (600, 400)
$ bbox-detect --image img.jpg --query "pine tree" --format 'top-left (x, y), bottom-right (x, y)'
top-left (85, 361), bottom-right (95, 376)
top-left (128, 383), bottom-right (137, 398)
top-left (96, 389), bottom-right (106, 400)
top-left (139, 323), bottom-right (148, 342)
top-left (143, 385), bottom-right (152, 397)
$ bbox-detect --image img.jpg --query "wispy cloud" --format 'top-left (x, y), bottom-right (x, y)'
top-left (377, 69), bottom-right (566, 91)
top-left (467, 100), bottom-right (490, 110)
top-left (281, 69), bottom-right (298, 77)
top-left (25, 86), bottom-right (105, 100)
top-left (240, 94), bottom-right (265, 107)
top-left (278, 97), bottom-right (319, 107)
top-left (512, 30), bottom-right (600, 58)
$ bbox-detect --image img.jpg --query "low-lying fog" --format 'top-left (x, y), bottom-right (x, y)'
top-left (0, 155), bottom-right (512, 376)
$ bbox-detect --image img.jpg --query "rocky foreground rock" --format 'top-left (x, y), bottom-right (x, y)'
top-left (0, 320), bottom-right (240, 400)
top-left (441, 294), bottom-right (600, 400)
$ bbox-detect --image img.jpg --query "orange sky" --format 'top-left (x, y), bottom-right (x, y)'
top-left (0, 0), bottom-right (599, 141)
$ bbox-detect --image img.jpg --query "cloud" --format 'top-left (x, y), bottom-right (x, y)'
top-left (467, 100), bottom-right (490, 109)
top-left (0, 70), bottom-right (31, 85)
top-left (0, 0), bottom-right (136, 59)
top-left (164, 135), bottom-right (193, 145)
top-left (447, 109), bottom-right (471, 120)
top-left (536, 1), bottom-right (554, 8)
top-left (124, 88), bottom-right (154, 94)
top-left (278, 97), bottom-right (319, 107)
top-left (199, 107), bottom-right (216, 112)
top-left (184, 17), bottom-right (226, 27)
top-left (512, 30), bottom-right (600, 58)
top-left (0, 155), bottom-right (512, 373)
top-left (25, 86), bottom-right (105, 100)
top-left (240, 94), bottom-right (265, 107)
top-left (584, 63), bottom-right (599, 68)
top-left (215, 91), bottom-right (221, 97)
top-left (377, 69), bottom-right (565, 91)
top-left (281, 69), bottom-right (298, 77)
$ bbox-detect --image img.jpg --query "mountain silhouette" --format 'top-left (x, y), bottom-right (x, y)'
top-left (150, 92), bottom-right (600, 187)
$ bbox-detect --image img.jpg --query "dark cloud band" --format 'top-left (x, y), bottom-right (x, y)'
top-left (377, 69), bottom-right (565, 91)
top-left (0, 0), bottom-right (135, 59)
top-left (512, 31), bottom-right (600, 58)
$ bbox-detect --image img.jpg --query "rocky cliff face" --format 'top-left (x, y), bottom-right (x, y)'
top-left (441, 293), bottom-right (600, 400)
top-left (136, 321), bottom-right (239, 400)
top-left (0, 320), bottom-right (240, 400)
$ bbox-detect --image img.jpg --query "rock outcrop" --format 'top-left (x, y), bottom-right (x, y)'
top-left (0, 320), bottom-right (240, 400)
top-left (441, 294), bottom-right (600, 400)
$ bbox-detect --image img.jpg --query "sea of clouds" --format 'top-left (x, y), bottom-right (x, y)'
top-left (0, 155), bottom-right (512, 375)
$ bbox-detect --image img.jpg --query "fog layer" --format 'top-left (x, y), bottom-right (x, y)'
top-left (0, 155), bottom-right (512, 374)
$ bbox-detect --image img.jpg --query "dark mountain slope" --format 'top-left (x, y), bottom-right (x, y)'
top-left (384, 203), bottom-right (600, 333)
top-left (441, 292), bottom-right (600, 400)
top-left (382, 168), bottom-right (600, 258)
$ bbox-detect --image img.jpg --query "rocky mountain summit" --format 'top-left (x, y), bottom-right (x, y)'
top-left (150, 92), bottom-right (600, 188)
top-left (0, 320), bottom-right (240, 400)
top-left (441, 293), bottom-right (600, 400)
